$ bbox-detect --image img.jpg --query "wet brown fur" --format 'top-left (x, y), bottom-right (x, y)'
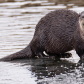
top-left (1, 9), bottom-right (84, 61)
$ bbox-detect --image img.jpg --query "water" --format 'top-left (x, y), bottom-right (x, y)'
top-left (0, 0), bottom-right (84, 84)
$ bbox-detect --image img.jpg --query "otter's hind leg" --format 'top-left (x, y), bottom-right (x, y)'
top-left (35, 51), bottom-right (47, 58)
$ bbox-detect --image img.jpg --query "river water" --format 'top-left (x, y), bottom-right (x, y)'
top-left (0, 0), bottom-right (84, 84)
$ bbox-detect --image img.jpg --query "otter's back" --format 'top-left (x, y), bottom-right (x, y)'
top-left (34, 9), bottom-right (79, 53)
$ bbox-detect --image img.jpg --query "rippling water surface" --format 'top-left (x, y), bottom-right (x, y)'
top-left (0, 0), bottom-right (84, 84)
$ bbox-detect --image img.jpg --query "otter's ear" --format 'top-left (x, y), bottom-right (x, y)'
top-left (79, 13), bottom-right (81, 17)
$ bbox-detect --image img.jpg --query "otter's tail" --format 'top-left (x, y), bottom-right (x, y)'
top-left (0, 43), bottom-right (33, 61)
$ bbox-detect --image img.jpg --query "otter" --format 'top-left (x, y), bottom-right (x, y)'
top-left (0, 9), bottom-right (84, 61)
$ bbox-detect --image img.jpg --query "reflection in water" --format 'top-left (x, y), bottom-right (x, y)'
top-left (1, 58), bottom-right (84, 84)
top-left (9, 58), bottom-right (84, 84)
top-left (0, 0), bottom-right (84, 84)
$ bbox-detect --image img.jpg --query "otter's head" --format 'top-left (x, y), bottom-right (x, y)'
top-left (79, 11), bottom-right (84, 30)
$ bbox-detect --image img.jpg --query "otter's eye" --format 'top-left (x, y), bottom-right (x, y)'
top-left (82, 16), bottom-right (84, 18)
